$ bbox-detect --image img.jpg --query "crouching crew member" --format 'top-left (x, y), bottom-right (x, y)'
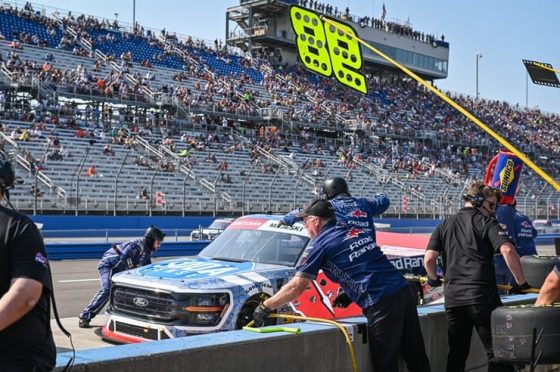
top-left (78, 226), bottom-right (165, 328)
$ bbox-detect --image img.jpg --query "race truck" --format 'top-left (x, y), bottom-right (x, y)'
top-left (102, 214), bottom-right (439, 343)
top-left (190, 218), bottom-right (234, 240)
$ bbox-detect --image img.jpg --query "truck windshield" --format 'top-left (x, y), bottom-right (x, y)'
top-left (199, 229), bottom-right (309, 267)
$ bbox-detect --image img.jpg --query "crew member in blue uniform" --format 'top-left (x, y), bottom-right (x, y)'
top-left (512, 205), bottom-right (538, 256)
top-left (280, 177), bottom-right (390, 241)
top-left (253, 199), bottom-right (431, 372)
top-left (495, 201), bottom-right (537, 284)
top-left (78, 226), bottom-right (165, 328)
top-left (535, 259), bottom-right (560, 305)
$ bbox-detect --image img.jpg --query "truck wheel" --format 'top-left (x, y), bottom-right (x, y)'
top-left (236, 296), bottom-right (275, 329)
top-left (492, 304), bottom-right (560, 364)
top-left (521, 255), bottom-right (559, 288)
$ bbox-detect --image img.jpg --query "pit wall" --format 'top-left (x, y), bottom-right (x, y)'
top-left (55, 294), bottom-right (559, 372)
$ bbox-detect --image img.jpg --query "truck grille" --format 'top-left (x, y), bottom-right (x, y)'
top-left (112, 286), bottom-right (177, 321)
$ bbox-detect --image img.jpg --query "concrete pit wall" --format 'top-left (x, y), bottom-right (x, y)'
top-left (55, 294), bottom-right (560, 372)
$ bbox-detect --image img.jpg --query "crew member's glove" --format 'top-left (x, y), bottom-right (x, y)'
top-left (333, 291), bottom-right (352, 308)
top-left (252, 302), bottom-right (272, 327)
top-left (427, 276), bottom-right (443, 288)
top-left (508, 281), bottom-right (531, 295)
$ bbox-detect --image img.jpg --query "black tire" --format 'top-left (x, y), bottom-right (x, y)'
top-left (521, 255), bottom-right (559, 289)
top-left (235, 296), bottom-right (275, 329)
top-left (492, 304), bottom-right (560, 364)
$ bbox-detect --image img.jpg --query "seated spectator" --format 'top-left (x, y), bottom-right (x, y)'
top-left (87, 165), bottom-right (96, 177)
top-left (137, 187), bottom-right (149, 200)
top-left (30, 185), bottom-right (44, 197)
top-left (18, 129), bottom-right (30, 141)
top-left (103, 144), bottom-right (115, 156)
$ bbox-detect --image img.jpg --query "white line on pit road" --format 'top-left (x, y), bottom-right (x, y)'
top-left (58, 279), bottom-right (99, 283)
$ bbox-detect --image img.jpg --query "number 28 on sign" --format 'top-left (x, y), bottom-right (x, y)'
top-left (289, 5), bottom-right (367, 94)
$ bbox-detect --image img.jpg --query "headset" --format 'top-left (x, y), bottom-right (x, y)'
top-left (463, 184), bottom-right (485, 208)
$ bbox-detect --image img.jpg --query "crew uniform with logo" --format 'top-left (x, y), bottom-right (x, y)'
top-left (294, 201), bottom-right (430, 372)
top-left (281, 177), bottom-right (390, 241)
top-left (0, 199), bottom-right (56, 370)
top-left (79, 227), bottom-right (165, 327)
top-left (513, 210), bottom-right (537, 256)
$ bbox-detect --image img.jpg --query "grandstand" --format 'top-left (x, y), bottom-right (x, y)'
top-left (0, 1), bottom-right (558, 219)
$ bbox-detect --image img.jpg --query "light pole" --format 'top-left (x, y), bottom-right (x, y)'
top-left (132, 0), bottom-right (136, 31)
top-left (475, 52), bottom-right (483, 99)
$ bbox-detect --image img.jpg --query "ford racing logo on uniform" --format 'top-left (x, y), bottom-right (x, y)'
top-left (133, 297), bottom-right (149, 307)
top-left (520, 220), bottom-right (531, 228)
top-left (348, 209), bottom-right (367, 218)
top-left (344, 227), bottom-right (364, 241)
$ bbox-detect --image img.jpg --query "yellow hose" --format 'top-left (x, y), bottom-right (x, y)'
top-left (244, 314), bottom-right (358, 372)
top-left (270, 314), bottom-right (358, 372)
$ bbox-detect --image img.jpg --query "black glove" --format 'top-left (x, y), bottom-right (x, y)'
top-left (427, 276), bottom-right (443, 288)
top-left (508, 281), bottom-right (531, 295)
top-left (252, 302), bottom-right (271, 327)
top-left (333, 291), bottom-right (352, 308)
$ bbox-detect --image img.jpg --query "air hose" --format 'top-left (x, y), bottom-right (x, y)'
top-left (245, 314), bottom-right (358, 372)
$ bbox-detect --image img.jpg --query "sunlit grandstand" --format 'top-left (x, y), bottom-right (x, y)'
top-left (0, 0), bottom-right (558, 218)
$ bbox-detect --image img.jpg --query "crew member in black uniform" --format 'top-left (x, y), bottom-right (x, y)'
top-left (424, 181), bottom-right (529, 372)
top-left (0, 156), bottom-right (56, 371)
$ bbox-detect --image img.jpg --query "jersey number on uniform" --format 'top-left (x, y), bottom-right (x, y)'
top-left (290, 5), bottom-right (367, 94)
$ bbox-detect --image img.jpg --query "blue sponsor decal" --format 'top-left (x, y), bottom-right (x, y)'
top-left (137, 257), bottom-right (255, 279)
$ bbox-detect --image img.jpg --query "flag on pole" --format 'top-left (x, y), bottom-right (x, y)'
top-left (381, 3), bottom-right (386, 20)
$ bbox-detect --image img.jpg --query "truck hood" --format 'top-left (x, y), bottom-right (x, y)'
top-left (112, 256), bottom-right (290, 291)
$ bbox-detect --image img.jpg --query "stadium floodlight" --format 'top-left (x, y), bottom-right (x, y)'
top-left (522, 60), bottom-right (560, 88)
top-left (476, 53), bottom-right (483, 99)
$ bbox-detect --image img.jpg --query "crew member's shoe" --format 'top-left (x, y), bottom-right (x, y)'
top-left (78, 318), bottom-right (90, 328)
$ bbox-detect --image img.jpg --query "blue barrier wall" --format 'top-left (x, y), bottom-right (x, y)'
top-left (46, 241), bottom-right (208, 260)
top-left (29, 215), bottom-right (559, 231)
top-left (31, 215), bottom-right (216, 230)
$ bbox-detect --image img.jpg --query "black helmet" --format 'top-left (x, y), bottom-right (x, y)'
top-left (0, 158), bottom-right (15, 190)
top-left (323, 177), bottom-right (349, 200)
top-left (145, 226), bottom-right (165, 241)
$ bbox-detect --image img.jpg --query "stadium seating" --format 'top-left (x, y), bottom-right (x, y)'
top-left (0, 2), bottom-right (557, 218)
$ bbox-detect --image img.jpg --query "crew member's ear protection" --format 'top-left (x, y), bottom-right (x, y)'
top-left (463, 185), bottom-right (485, 207)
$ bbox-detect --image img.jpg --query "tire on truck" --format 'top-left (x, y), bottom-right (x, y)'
top-left (520, 255), bottom-right (559, 289)
top-left (492, 304), bottom-right (560, 364)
